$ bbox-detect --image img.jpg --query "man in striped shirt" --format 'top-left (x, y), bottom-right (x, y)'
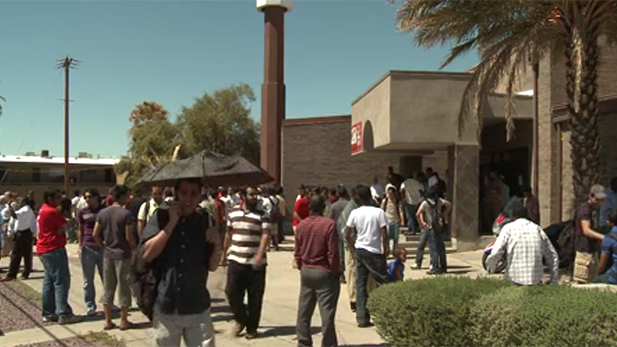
top-left (223, 186), bottom-right (271, 340)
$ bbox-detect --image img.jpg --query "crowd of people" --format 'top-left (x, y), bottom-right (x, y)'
top-left (6, 165), bottom-right (616, 346)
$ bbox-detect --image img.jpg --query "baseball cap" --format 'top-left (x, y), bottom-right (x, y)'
top-left (590, 184), bottom-right (607, 199)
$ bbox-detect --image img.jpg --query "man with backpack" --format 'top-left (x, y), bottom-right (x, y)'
top-left (140, 178), bottom-right (222, 347)
top-left (416, 185), bottom-right (452, 275)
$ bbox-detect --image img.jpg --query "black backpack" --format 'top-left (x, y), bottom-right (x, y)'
top-left (131, 209), bottom-right (169, 321)
top-left (427, 199), bottom-right (445, 235)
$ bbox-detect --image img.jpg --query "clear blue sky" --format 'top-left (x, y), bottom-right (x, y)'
top-left (0, 0), bottom-right (478, 158)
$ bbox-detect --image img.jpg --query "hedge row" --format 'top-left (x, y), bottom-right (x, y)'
top-left (367, 277), bottom-right (617, 347)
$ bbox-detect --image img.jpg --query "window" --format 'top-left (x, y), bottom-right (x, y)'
top-left (104, 168), bottom-right (115, 183)
top-left (80, 169), bottom-right (97, 183)
top-left (49, 167), bottom-right (64, 183)
top-left (32, 167), bottom-right (41, 183)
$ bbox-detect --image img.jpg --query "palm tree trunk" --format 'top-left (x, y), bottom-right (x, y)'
top-left (566, 24), bottom-right (601, 207)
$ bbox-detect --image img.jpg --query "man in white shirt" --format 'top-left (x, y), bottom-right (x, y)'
top-left (137, 186), bottom-right (167, 238)
top-left (344, 186), bottom-right (389, 328)
top-left (2, 197), bottom-right (37, 281)
top-left (487, 204), bottom-right (559, 286)
top-left (401, 173), bottom-right (424, 235)
top-left (426, 167), bottom-right (439, 187)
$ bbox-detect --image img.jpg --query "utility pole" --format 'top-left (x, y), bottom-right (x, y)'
top-left (56, 56), bottom-right (79, 193)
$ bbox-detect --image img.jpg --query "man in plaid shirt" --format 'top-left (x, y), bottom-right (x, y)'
top-left (487, 204), bottom-right (559, 286)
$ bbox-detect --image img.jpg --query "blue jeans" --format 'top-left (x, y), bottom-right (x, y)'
top-left (415, 228), bottom-right (429, 267)
top-left (81, 246), bottom-right (103, 311)
top-left (40, 248), bottom-right (73, 317)
top-left (428, 231), bottom-right (447, 273)
top-left (387, 222), bottom-right (400, 254)
top-left (403, 204), bottom-right (418, 234)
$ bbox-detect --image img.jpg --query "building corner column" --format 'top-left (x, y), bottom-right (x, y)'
top-left (447, 144), bottom-right (480, 251)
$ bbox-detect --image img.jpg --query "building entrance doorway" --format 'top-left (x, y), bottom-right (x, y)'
top-left (479, 147), bottom-right (531, 234)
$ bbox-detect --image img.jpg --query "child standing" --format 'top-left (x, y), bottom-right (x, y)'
top-left (387, 246), bottom-right (407, 282)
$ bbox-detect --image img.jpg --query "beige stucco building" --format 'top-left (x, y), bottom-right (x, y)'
top-left (282, 43), bottom-right (617, 251)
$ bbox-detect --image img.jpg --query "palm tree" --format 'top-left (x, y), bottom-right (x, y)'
top-left (395, 0), bottom-right (617, 204)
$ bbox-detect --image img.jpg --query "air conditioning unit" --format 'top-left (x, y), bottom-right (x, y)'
top-left (78, 152), bottom-right (90, 158)
top-left (24, 152), bottom-right (36, 156)
top-left (40, 150), bottom-right (50, 158)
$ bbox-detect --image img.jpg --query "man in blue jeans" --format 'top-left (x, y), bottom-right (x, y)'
top-left (37, 188), bottom-right (82, 324)
top-left (77, 188), bottom-right (104, 316)
top-left (344, 186), bottom-right (389, 328)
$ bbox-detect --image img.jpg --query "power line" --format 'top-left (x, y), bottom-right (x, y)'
top-left (56, 56), bottom-right (80, 193)
top-left (16, 69), bottom-right (63, 154)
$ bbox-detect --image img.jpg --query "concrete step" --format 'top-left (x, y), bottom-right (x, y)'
top-left (400, 236), bottom-right (453, 249)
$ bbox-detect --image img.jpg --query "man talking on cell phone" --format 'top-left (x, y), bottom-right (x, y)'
top-left (223, 186), bottom-right (271, 340)
top-left (141, 178), bottom-right (222, 347)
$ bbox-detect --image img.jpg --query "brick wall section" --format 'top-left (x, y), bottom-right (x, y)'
top-left (560, 110), bottom-right (617, 220)
top-left (422, 150), bottom-right (448, 178)
top-left (281, 117), bottom-right (449, 201)
top-left (282, 118), bottom-right (401, 198)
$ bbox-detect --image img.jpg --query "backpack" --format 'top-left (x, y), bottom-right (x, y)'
top-left (131, 209), bottom-right (169, 321)
top-left (269, 196), bottom-right (284, 223)
top-left (427, 199), bottom-right (445, 235)
top-left (554, 220), bottom-right (575, 269)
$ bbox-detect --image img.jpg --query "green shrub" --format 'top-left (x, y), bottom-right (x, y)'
top-left (367, 276), bottom-right (509, 347)
top-left (470, 285), bottom-right (617, 347)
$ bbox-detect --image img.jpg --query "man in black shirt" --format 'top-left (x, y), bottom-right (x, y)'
top-left (142, 178), bottom-right (222, 347)
top-left (573, 184), bottom-right (607, 283)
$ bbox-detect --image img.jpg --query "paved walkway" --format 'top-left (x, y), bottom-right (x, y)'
top-left (1, 241), bottom-right (488, 347)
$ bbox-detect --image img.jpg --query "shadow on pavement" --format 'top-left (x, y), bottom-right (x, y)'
top-left (446, 265), bottom-right (472, 270)
top-left (260, 325), bottom-right (320, 337)
top-left (212, 314), bottom-right (234, 323)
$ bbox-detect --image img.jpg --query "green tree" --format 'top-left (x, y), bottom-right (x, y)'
top-left (129, 101), bottom-right (169, 135)
top-left (176, 83), bottom-right (260, 165)
top-left (116, 117), bottom-right (181, 188)
top-left (116, 84), bottom-right (261, 188)
top-left (395, 0), bottom-right (617, 204)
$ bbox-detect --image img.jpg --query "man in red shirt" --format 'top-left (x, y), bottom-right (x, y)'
top-left (294, 194), bottom-right (341, 347)
top-left (37, 189), bottom-right (82, 325)
top-left (293, 185), bottom-right (309, 235)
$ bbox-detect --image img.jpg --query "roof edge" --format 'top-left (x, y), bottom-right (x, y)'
top-left (283, 115), bottom-right (351, 127)
top-left (351, 70), bottom-right (473, 106)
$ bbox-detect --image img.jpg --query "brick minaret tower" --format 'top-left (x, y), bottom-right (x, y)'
top-left (257, 0), bottom-right (291, 184)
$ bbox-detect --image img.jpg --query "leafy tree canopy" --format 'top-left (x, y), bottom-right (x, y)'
top-left (116, 83), bottom-right (260, 188)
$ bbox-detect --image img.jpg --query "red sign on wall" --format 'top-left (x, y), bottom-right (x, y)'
top-left (351, 122), bottom-right (363, 155)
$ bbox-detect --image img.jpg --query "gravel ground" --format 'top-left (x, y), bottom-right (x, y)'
top-left (15, 332), bottom-right (126, 347)
top-left (0, 281), bottom-right (48, 334)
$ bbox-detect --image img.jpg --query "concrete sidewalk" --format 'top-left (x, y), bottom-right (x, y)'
top-left (1, 241), bottom-right (488, 347)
